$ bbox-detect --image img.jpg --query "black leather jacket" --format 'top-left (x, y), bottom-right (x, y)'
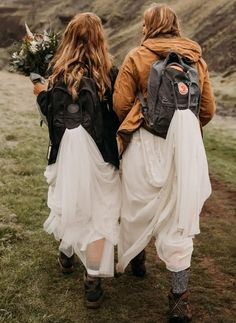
top-left (37, 67), bottom-right (120, 168)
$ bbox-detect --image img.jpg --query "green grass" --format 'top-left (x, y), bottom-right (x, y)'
top-left (0, 94), bottom-right (235, 322)
top-left (204, 126), bottom-right (236, 187)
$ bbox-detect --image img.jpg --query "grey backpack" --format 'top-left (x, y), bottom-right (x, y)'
top-left (139, 51), bottom-right (201, 139)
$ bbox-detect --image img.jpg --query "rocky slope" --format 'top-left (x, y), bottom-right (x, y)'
top-left (0, 0), bottom-right (235, 110)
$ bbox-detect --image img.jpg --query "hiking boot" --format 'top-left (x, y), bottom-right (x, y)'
top-left (168, 290), bottom-right (192, 323)
top-left (131, 250), bottom-right (146, 277)
top-left (84, 272), bottom-right (104, 309)
top-left (58, 252), bottom-right (75, 274)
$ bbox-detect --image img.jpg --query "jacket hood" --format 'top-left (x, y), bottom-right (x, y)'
top-left (142, 37), bottom-right (202, 63)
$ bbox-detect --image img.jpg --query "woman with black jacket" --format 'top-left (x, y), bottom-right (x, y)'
top-left (33, 12), bottom-right (120, 309)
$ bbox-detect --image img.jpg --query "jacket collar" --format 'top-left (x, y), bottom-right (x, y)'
top-left (142, 37), bottom-right (202, 62)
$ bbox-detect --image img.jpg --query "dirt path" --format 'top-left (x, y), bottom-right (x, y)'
top-left (202, 175), bottom-right (236, 220)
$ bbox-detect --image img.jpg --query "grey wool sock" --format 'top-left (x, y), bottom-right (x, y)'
top-left (170, 268), bottom-right (190, 295)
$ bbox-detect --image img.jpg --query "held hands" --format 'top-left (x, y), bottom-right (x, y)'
top-left (33, 82), bottom-right (48, 96)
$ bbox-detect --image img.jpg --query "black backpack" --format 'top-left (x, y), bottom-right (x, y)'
top-left (49, 76), bottom-right (102, 131)
top-left (45, 76), bottom-right (104, 164)
top-left (139, 51), bottom-right (201, 139)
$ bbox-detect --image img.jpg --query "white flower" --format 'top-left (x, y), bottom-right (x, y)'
top-left (12, 52), bottom-right (18, 59)
top-left (29, 40), bottom-right (38, 54)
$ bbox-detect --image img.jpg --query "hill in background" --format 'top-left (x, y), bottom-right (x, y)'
top-left (0, 0), bottom-right (235, 111)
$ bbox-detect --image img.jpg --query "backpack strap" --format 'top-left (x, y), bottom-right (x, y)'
top-left (138, 46), bottom-right (165, 111)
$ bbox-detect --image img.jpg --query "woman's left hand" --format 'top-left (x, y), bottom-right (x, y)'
top-left (33, 82), bottom-right (48, 96)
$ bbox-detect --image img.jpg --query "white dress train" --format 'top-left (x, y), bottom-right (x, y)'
top-left (117, 109), bottom-right (211, 273)
top-left (44, 125), bottom-right (121, 277)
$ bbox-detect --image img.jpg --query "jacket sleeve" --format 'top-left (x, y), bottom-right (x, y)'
top-left (36, 90), bottom-right (48, 116)
top-left (198, 59), bottom-right (216, 126)
top-left (113, 52), bottom-right (139, 122)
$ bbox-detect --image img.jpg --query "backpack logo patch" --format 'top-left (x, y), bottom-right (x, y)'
top-left (67, 103), bottom-right (79, 113)
top-left (178, 82), bottom-right (188, 95)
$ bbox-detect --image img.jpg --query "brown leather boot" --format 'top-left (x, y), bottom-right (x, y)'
top-left (58, 252), bottom-right (75, 274)
top-left (131, 250), bottom-right (146, 277)
top-left (168, 290), bottom-right (192, 322)
top-left (84, 272), bottom-right (104, 309)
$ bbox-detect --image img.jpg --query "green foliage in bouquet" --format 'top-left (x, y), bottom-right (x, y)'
top-left (10, 23), bottom-right (60, 77)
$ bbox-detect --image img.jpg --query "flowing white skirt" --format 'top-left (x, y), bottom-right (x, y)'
top-left (117, 109), bottom-right (211, 273)
top-left (44, 125), bottom-right (121, 277)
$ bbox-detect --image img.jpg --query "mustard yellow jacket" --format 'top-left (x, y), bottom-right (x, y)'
top-left (113, 37), bottom-right (216, 155)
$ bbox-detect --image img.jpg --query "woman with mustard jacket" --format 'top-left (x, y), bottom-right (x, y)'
top-left (113, 3), bottom-right (215, 322)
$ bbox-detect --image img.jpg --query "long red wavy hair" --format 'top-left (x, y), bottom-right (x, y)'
top-left (49, 13), bottom-right (112, 99)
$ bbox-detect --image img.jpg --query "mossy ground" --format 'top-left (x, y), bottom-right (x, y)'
top-left (0, 71), bottom-right (235, 322)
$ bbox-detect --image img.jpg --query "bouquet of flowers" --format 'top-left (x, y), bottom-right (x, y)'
top-left (10, 24), bottom-right (60, 126)
top-left (10, 23), bottom-right (59, 78)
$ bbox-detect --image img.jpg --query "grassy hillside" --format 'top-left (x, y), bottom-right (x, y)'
top-left (0, 5), bottom-right (235, 322)
top-left (0, 70), bottom-right (235, 323)
top-left (0, 0), bottom-right (235, 69)
top-left (0, 6), bottom-right (235, 322)
top-left (1, 0), bottom-right (235, 111)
